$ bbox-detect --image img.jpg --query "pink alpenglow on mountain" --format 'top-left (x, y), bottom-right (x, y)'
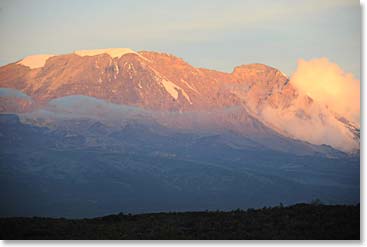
top-left (0, 48), bottom-right (360, 153)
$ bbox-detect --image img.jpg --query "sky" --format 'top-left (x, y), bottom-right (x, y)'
top-left (0, 0), bottom-right (361, 78)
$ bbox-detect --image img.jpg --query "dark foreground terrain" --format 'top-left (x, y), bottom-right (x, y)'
top-left (0, 203), bottom-right (359, 240)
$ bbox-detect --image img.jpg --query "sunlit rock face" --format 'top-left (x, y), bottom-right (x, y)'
top-left (228, 63), bottom-right (359, 153)
top-left (0, 49), bottom-right (359, 152)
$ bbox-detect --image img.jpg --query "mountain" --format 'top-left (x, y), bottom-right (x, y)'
top-left (0, 48), bottom-right (360, 217)
top-left (0, 48), bottom-right (359, 152)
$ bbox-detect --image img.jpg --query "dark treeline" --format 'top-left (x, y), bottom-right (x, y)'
top-left (0, 203), bottom-right (359, 240)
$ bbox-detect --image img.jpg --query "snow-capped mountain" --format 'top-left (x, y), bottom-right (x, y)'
top-left (0, 48), bottom-right (359, 153)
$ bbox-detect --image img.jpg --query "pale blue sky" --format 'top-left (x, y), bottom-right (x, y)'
top-left (0, 0), bottom-right (360, 77)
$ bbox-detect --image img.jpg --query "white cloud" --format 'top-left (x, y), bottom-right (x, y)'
top-left (290, 58), bottom-right (360, 126)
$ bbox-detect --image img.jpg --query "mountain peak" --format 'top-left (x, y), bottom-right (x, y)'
top-left (232, 63), bottom-right (288, 80)
top-left (232, 63), bottom-right (278, 73)
top-left (74, 48), bottom-right (138, 59)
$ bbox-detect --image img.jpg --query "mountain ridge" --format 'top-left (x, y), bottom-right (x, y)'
top-left (0, 48), bottom-right (359, 152)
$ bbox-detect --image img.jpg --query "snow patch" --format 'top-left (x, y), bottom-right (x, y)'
top-left (280, 71), bottom-right (288, 78)
top-left (161, 79), bottom-right (192, 104)
top-left (74, 48), bottom-right (138, 59)
top-left (113, 62), bottom-right (119, 79)
top-left (180, 79), bottom-right (199, 94)
top-left (17, 54), bottom-right (54, 69)
top-left (138, 81), bottom-right (143, 89)
top-left (148, 65), bottom-right (192, 104)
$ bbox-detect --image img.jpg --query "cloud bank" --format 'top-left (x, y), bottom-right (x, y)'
top-left (260, 58), bottom-right (360, 153)
top-left (290, 58), bottom-right (360, 126)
